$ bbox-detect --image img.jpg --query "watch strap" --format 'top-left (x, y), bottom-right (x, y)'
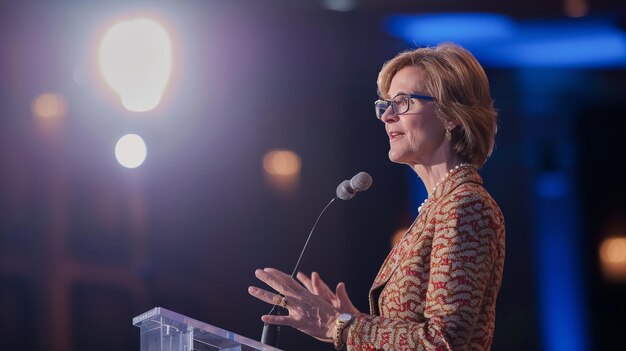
top-left (333, 314), bottom-right (353, 350)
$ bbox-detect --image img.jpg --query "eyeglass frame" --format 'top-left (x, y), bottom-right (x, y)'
top-left (374, 93), bottom-right (434, 120)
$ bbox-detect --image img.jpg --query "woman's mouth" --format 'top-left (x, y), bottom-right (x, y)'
top-left (388, 132), bottom-right (404, 141)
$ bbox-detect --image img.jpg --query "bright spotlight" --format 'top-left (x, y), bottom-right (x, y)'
top-left (115, 134), bottom-right (147, 168)
top-left (98, 17), bottom-right (172, 112)
top-left (31, 93), bottom-right (68, 119)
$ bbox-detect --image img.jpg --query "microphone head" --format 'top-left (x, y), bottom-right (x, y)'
top-left (350, 172), bottom-right (373, 192)
top-left (336, 180), bottom-right (356, 200)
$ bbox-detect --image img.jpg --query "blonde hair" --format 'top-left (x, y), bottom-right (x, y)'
top-left (377, 43), bottom-right (498, 167)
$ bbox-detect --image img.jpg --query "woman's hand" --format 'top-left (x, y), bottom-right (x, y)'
top-left (248, 268), bottom-right (339, 342)
top-left (296, 271), bottom-right (360, 316)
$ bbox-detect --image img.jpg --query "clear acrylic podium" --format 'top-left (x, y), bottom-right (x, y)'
top-left (133, 307), bottom-right (283, 351)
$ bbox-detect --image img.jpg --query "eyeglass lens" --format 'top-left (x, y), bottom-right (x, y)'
top-left (375, 95), bottom-right (411, 119)
top-left (375, 101), bottom-right (388, 119)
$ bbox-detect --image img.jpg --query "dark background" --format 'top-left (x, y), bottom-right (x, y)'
top-left (1, 1), bottom-right (625, 350)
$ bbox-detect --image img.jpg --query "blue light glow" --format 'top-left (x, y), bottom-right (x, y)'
top-left (407, 168), bottom-right (427, 218)
top-left (536, 172), bottom-right (569, 198)
top-left (386, 13), bottom-right (514, 45)
top-left (535, 172), bottom-right (588, 351)
top-left (386, 14), bottom-right (626, 68)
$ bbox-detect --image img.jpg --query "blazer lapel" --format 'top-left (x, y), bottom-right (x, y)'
top-left (368, 220), bottom-right (420, 312)
top-left (367, 166), bottom-right (483, 314)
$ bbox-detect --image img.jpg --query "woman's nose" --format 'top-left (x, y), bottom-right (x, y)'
top-left (381, 106), bottom-right (398, 123)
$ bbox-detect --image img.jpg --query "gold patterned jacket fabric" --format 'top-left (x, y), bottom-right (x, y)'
top-left (347, 166), bottom-right (505, 351)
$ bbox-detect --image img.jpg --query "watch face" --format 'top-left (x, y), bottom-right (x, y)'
top-left (338, 313), bottom-right (352, 323)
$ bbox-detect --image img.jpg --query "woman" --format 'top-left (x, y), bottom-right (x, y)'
top-left (248, 43), bottom-right (505, 351)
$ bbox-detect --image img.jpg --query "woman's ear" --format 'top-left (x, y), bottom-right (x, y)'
top-left (438, 114), bottom-right (459, 131)
top-left (446, 121), bottom-right (459, 130)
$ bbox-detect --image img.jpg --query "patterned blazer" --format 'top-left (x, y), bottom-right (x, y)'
top-left (346, 165), bottom-right (505, 351)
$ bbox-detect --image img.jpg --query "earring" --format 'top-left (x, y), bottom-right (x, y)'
top-left (445, 128), bottom-right (452, 141)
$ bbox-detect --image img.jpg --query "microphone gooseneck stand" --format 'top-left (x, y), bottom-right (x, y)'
top-left (260, 171), bottom-right (372, 348)
top-left (260, 197), bottom-right (337, 347)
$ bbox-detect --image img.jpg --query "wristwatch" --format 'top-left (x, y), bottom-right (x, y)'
top-left (333, 313), bottom-right (353, 350)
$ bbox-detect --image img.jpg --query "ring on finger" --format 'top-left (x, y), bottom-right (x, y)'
top-left (278, 295), bottom-right (288, 308)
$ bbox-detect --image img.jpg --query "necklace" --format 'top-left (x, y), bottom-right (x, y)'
top-left (417, 163), bottom-right (471, 213)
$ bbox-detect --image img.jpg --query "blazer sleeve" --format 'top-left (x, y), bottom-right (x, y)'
top-left (346, 194), bottom-right (501, 351)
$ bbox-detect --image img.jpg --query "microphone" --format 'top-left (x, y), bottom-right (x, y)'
top-left (336, 172), bottom-right (373, 200)
top-left (260, 171), bottom-right (373, 347)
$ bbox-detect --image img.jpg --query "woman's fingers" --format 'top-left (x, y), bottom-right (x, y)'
top-left (261, 314), bottom-right (293, 325)
top-left (311, 272), bottom-right (338, 307)
top-left (311, 272), bottom-right (335, 302)
top-left (254, 268), bottom-right (301, 297)
top-left (248, 286), bottom-right (284, 306)
top-left (299, 271), bottom-right (346, 311)
top-left (335, 282), bottom-right (348, 302)
top-left (296, 271), bottom-right (314, 292)
top-left (262, 268), bottom-right (308, 295)
top-left (255, 269), bottom-right (360, 315)
top-left (250, 269), bottom-right (340, 342)
top-left (336, 282), bottom-right (360, 315)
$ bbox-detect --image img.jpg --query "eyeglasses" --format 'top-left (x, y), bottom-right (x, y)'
top-left (374, 93), bottom-right (434, 120)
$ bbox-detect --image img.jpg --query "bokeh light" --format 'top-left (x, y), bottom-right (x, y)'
top-left (115, 134), bottom-right (147, 168)
top-left (599, 237), bottom-right (626, 280)
top-left (31, 93), bottom-right (68, 119)
top-left (391, 227), bottom-right (408, 247)
top-left (322, 0), bottom-right (358, 12)
top-left (98, 17), bottom-right (172, 112)
top-left (564, 0), bottom-right (589, 17)
top-left (263, 150), bottom-right (301, 176)
top-left (263, 150), bottom-right (301, 194)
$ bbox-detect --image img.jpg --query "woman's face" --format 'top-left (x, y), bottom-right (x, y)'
top-left (381, 66), bottom-right (446, 166)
